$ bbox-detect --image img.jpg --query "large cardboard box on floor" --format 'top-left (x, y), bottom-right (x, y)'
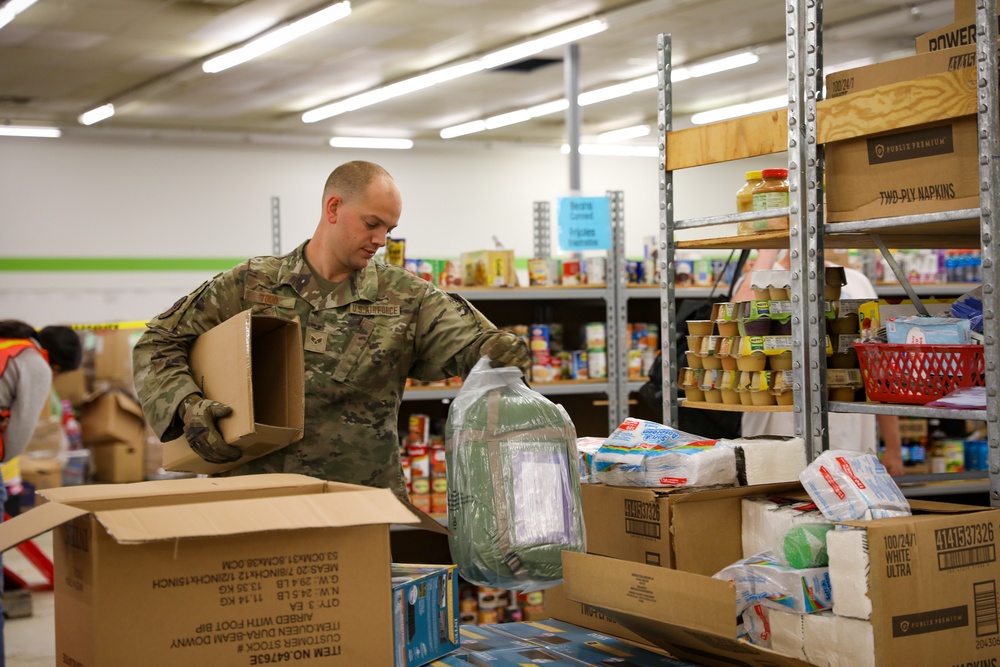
top-left (80, 390), bottom-right (147, 483)
top-left (162, 310), bottom-right (304, 475)
top-left (562, 499), bottom-right (1000, 667)
top-left (0, 474), bottom-right (448, 666)
top-left (823, 43), bottom-right (985, 223)
top-left (580, 482), bottom-right (800, 575)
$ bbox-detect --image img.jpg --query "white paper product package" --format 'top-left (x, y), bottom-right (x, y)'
top-left (768, 608), bottom-right (807, 661)
top-left (802, 611), bottom-right (840, 667)
top-left (713, 551), bottom-right (833, 617)
top-left (741, 496), bottom-right (828, 559)
top-left (729, 436), bottom-right (808, 486)
top-left (799, 450), bottom-right (910, 521)
top-left (827, 527), bottom-right (872, 620)
top-left (575, 436), bottom-right (605, 483)
top-left (445, 359), bottom-right (586, 592)
top-left (740, 603), bottom-right (772, 648)
top-left (595, 418), bottom-right (736, 487)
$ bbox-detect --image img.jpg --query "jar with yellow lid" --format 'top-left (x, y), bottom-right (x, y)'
top-left (736, 170), bottom-right (763, 213)
top-left (738, 168), bottom-right (790, 235)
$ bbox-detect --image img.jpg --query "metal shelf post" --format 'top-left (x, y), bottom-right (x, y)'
top-left (657, 33), bottom-right (679, 428)
top-left (532, 201), bottom-right (552, 259)
top-left (607, 190), bottom-right (630, 433)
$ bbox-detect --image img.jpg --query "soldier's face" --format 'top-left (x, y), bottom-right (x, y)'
top-left (330, 176), bottom-right (401, 273)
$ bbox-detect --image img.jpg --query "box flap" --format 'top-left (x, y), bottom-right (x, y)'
top-left (189, 310), bottom-right (255, 441)
top-left (671, 481), bottom-right (802, 505)
top-left (400, 499), bottom-right (450, 536)
top-left (841, 503), bottom-right (998, 529)
top-left (0, 502), bottom-right (90, 553)
top-left (562, 552), bottom-right (812, 667)
top-left (40, 473), bottom-right (326, 506)
top-left (94, 486), bottom-right (419, 543)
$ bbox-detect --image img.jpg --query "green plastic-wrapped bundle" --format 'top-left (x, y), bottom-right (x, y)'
top-left (445, 359), bottom-right (586, 592)
top-left (783, 523), bottom-right (835, 569)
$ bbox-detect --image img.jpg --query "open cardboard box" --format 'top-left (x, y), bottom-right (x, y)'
top-left (0, 474), bottom-right (447, 666)
top-left (163, 310), bottom-right (304, 474)
top-left (563, 497), bottom-right (1000, 667)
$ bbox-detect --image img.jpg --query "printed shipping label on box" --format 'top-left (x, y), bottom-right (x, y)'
top-left (0, 475), bottom-right (427, 667)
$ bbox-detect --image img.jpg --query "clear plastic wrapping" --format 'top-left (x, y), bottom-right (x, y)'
top-left (445, 359), bottom-right (586, 592)
top-left (714, 551), bottom-right (833, 618)
top-left (799, 450), bottom-right (910, 521)
top-left (595, 418), bottom-right (736, 487)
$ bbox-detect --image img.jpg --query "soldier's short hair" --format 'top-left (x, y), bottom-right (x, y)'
top-left (324, 161), bottom-right (393, 203)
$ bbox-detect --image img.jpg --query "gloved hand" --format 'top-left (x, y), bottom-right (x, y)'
top-left (482, 331), bottom-right (531, 378)
top-left (180, 394), bottom-right (241, 464)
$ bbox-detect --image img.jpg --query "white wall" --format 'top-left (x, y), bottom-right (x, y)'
top-left (0, 135), bottom-right (779, 325)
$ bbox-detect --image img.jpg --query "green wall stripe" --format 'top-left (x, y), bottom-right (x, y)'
top-left (0, 258), bottom-right (247, 272)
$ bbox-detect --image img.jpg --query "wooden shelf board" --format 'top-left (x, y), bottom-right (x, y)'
top-left (680, 399), bottom-right (792, 413)
top-left (678, 220), bottom-right (983, 251)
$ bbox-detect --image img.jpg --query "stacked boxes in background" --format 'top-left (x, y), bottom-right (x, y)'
top-left (79, 390), bottom-right (146, 483)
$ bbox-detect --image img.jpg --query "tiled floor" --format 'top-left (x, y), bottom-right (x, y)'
top-left (4, 531), bottom-right (55, 666)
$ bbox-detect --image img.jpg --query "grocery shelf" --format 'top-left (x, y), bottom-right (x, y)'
top-left (627, 286), bottom-right (723, 299)
top-left (875, 283), bottom-right (979, 298)
top-left (828, 401), bottom-right (986, 422)
top-left (444, 286), bottom-right (609, 301)
top-left (680, 400), bottom-right (792, 413)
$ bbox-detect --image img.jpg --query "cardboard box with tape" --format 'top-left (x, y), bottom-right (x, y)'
top-left (562, 498), bottom-right (1000, 667)
top-left (162, 310), bottom-right (304, 475)
top-left (0, 474), bottom-right (448, 667)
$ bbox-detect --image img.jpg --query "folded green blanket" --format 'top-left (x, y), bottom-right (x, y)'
top-left (445, 360), bottom-right (586, 592)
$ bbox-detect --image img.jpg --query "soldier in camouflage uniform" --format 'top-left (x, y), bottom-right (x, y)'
top-left (133, 161), bottom-right (530, 501)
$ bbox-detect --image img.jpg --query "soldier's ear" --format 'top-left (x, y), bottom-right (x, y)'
top-left (325, 195), bottom-right (342, 223)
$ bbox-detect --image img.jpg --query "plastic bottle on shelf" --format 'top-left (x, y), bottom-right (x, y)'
top-left (735, 170), bottom-right (763, 213)
top-left (61, 399), bottom-right (83, 451)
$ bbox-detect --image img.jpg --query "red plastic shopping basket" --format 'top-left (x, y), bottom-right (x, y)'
top-left (853, 343), bottom-right (985, 404)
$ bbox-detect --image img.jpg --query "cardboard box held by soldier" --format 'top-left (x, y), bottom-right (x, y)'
top-left (162, 310), bottom-right (304, 474)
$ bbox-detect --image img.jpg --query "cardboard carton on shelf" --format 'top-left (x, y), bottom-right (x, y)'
top-left (162, 310), bottom-right (304, 475)
top-left (915, 0), bottom-right (1000, 53)
top-left (460, 250), bottom-right (518, 287)
top-left (562, 498), bottom-right (1000, 667)
top-left (823, 41), bottom-right (993, 223)
top-left (0, 474), bottom-right (447, 667)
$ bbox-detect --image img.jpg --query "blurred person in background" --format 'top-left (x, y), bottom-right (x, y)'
top-left (0, 319), bottom-right (81, 665)
top-left (733, 249), bottom-right (904, 475)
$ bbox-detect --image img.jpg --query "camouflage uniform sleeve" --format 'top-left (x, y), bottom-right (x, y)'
top-left (409, 283), bottom-right (507, 380)
top-left (132, 265), bottom-right (248, 441)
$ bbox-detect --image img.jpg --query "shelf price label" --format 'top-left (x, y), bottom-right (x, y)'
top-left (557, 197), bottom-right (612, 251)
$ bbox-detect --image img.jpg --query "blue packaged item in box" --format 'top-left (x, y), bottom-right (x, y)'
top-left (392, 564), bottom-right (460, 667)
top-left (885, 316), bottom-right (972, 345)
top-left (552, 638), bottom-right (696, 666)
top-left (483, 618), bottom-right (606, 645)
top-left (462, 646), bottom-right (586, 666)
top-left (457, 625), bottom-right (536, 653)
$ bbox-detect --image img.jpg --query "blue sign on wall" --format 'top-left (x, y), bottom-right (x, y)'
top-left (557, 197), bottom-right (612, 251)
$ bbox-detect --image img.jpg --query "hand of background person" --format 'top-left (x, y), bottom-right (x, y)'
top-left (181, 394), bottom-right (241, 464)
top-left (881, 448), bottom-right (904, 477)
top-left (482, 331), bottom-right (531, 378)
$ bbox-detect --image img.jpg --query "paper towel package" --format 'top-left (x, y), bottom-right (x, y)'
top-left (562, 496), bottom-right (1000, 667)
top-left (768, 608), bottom-right (807, 661)
top-left (729, 437), bottom-right (808, 486)
top-left (741, 496), bottom-right (828, 559)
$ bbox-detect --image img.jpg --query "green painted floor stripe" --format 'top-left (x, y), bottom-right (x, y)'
top-left (0, 258), bottom-right (247, 271)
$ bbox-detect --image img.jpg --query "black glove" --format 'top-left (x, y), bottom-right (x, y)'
top-left (482, 331), bottom-right (531, 378)
top-left (180, 394), bottom-right (241, 464)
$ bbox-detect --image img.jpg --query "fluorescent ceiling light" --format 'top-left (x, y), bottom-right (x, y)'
top-left (303, 19), bottom-right (605, 123)
top-left (0, 125), bottom-right (60, 138)
top-left (561, 144), bottom-right (657, 157)
top-left (329, 137), bottom-right (413, 149)
top-left (690, 95), bottom-right (788, 125)
top-left (0, 0), bottom-right (37, 30)
top-left (203, 1), bottom-right (351, 74)
top-left (78, 104), bottom-right (116, 126)
top-left (440, 120), bottom-right (487, 139)
top-left (688, 51), bottom-right (759, 77)
top-left (480, 19), bottom-right (607, 69)
top-left (597, 124), bottom-right (650, 143)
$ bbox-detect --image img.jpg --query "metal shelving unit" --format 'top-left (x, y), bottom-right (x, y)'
top-left (658, 2), bottom-right (999, 505)
top-left (404, 192), bottom-right (631, 436)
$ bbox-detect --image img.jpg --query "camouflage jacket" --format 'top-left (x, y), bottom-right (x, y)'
top-left (133, 241), bottom-right (499, 499)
